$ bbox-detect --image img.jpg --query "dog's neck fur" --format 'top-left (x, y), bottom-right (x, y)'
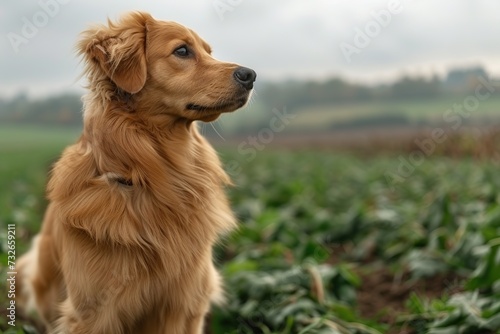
top-left (81, 83), bottom-right (199, 183)
top-left (52, 82), bottom-right (236, 251)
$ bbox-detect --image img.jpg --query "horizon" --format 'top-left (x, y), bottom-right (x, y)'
top-left (0, 63), bottom-right (495, 100)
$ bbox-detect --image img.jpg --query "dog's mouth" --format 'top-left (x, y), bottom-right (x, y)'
top-left (186, 96), bottom-right (249, 114)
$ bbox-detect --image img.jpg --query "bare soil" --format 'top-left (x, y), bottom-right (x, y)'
top-left (213, 125), bottom-right (500, 159)
top-left (355, 266), bottom-right (463, 334)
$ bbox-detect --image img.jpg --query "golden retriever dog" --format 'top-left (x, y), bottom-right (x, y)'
top-left (16, 11), bottom-right (256, 334)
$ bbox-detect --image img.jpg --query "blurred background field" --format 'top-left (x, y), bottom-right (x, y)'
top-left (2, 1), bottom-right (500, 333)
top-left (1, 126), bottom-right (500, 334)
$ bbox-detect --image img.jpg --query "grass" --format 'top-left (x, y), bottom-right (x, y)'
top-left (0, 125), bottom-right (77, 228)
top-left (1, 125), bottom-right (499, 334)
top-left (0, 125), bottom-right (80, 150)
top-left (0, 126), bottom-right (79, 243)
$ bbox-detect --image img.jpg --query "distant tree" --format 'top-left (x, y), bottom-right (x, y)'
top-left (445, 67), bottom-right (488, 93)
top-left (391, 75), bottom-right (441, 100)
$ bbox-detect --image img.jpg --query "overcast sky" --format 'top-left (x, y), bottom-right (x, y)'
top-left (1, 0), bottom-right (500, 97)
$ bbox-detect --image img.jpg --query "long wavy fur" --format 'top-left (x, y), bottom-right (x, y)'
top-left (16, 11), bottom-right (245, 334)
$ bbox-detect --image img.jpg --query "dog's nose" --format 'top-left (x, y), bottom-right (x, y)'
top-left (233, 67), bottom-right (257, 90)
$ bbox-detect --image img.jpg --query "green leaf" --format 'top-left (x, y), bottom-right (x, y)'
top-left (406, 293), bottom-right (426, 314)
top-left (466, 239), bottom-right (500, 290)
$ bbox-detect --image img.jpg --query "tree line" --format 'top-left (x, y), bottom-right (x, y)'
top-left (0, 67), bottom-right (495, 127)
top-left (0, 92), bottom-right (83, 127)
top-left (258, 67), bottom-right (492, 110)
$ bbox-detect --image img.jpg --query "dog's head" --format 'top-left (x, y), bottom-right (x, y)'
top-left (78, 12), bottom-right (256, 122)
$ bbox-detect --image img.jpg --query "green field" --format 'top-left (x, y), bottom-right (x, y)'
top-left (284, 96), bottom-right (500, 132)
top-left (215, 95), bottom-right (500, 134)
top-left (1, 126), bottom-right (500, 334)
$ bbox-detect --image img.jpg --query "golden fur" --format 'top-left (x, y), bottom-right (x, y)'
top-left (16, 11), bottom-right (255, 334)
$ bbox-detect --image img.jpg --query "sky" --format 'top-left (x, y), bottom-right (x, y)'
top-left (1, 0), bottom-right (500, 97)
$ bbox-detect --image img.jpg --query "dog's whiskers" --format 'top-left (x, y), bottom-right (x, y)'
top-left (210, 120), bottom-right (226, 141)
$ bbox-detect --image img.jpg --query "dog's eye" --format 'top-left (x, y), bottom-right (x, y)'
top-left (173, 45), bottom-right (191, 58)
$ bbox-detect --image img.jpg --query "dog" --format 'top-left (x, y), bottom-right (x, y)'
top-left (16, 11), bottom-right (256, 334)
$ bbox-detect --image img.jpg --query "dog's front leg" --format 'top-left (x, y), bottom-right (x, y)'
top-left (52, 266), bottom-right (140, 334)
top-left (52, 297), bottom-right (128, 334)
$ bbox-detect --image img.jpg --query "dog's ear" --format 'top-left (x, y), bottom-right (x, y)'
top-left (80, 12), bottom-right (151, 94)
top-left (90, 37), bottom-right (147, 94)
